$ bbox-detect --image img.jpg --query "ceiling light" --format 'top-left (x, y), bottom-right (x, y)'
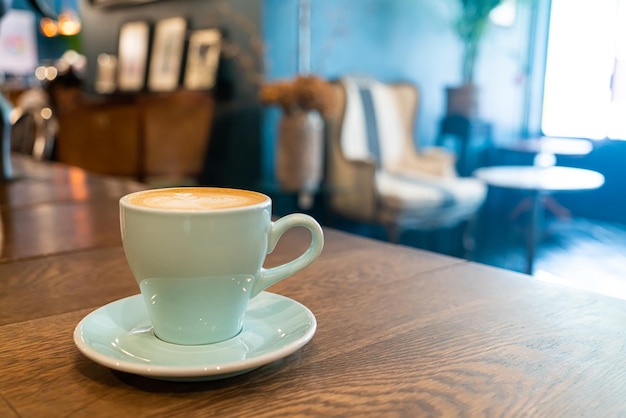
top-left (40, 17), bottom-right (58, 37)
top-left (58, 9), bottom-right (81, 36)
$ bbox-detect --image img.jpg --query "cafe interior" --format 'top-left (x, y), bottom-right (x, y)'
top-left (5, 1), bottom-right (626, 414)
top-left (2, 0), bottom-right (626, 295)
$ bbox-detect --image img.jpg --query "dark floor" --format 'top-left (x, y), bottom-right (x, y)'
top-left (270, 190), bottom-right (626, 300)
top-left (326, 212), bottom-right (626, 301)
top-left (469, 216), bottom-right (626, 300)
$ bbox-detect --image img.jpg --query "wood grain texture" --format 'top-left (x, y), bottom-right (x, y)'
top-left (8, 154), bottom-right (145, 203)
top-left (0, 394), bottom-right (19, 418)
top-left (0, 200), bottom-right (122, 262)
top-left (0, 167), bottom-right (145, 208)
top-left (0, 247), bottom-right (136, 325)
top-left (2, 261), bottom-right (626, 417)
top-left (3, 158), bottom-right (626, 416)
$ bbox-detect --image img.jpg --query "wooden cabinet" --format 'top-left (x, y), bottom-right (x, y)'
top-left (54, 89), bottom-right (215, 184)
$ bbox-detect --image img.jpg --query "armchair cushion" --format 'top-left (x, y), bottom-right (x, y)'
top-left (327, 76), bottom-right (487, 236)
top-left (376, 171), bottom-right (486, 213)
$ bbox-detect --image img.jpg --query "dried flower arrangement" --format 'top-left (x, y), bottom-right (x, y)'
top-left (260, 75), bottom-right (335, 116)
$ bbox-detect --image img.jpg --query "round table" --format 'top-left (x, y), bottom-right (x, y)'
top-left (473, 165), bottom-right (605, 275)
top-left (504, 137), bottom-right (594, 157)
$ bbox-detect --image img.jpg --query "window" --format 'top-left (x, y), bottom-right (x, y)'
top-left (542, 0), bottom-right (626, 140)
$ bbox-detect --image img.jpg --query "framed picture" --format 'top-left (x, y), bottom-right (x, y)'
top-left (95, 53), bottom-right (118, 94)
top-left (183, 29), bottom-right (222, 90)
top-left (147, 17), bottom-right (187, 92)
top-left (117, 21), bottom-right (150, 92)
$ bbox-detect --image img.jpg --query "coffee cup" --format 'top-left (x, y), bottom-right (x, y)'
top-left (119, 187), bottom-right (324, 345)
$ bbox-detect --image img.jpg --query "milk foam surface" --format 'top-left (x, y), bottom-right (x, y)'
top-left (125, 188), bottom-right (267, 210)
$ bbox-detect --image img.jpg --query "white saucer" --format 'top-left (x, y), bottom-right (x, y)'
top-left (74, 292), bottom-right (316, 381)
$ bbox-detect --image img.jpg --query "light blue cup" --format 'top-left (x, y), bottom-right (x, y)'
top-left (120, 187), bottom-right (324, 345)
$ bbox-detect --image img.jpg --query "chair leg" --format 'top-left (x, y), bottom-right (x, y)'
top-left (462, 215), bottom-right (478, 256)
top-left (385, 223), bottom-right (402, 244)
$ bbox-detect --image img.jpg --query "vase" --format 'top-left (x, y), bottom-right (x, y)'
top-left (276, 109), bottom-right (324, 199)
top-left (445, 84), bottom-right (480, 119)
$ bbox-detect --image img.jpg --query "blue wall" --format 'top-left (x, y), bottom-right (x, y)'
top-left (262, 0), bottom-right (626, 225)
top-left (262, 0), bottom-right (539, 184)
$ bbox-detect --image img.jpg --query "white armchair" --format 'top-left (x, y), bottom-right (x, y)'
top-left (325, 77), bottom-right (487, 243)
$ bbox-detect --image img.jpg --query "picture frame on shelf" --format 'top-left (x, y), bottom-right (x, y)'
top-left (95, 53), bottom-right (118, 94)
top-left (117, 21), bottom-right (150, 92)
top-left (183, 29), bottom-right (222, 90)
top-left (147, 17), bottom-right (187, 92)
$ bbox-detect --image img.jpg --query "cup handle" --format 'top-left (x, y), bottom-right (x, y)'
top-left (252, 213), bottom-right (324, 297)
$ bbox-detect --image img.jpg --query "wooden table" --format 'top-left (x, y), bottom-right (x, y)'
top-left (503, 136), bottom-right (594, 157)
top-left (2, 155), bottom-right (626, 417)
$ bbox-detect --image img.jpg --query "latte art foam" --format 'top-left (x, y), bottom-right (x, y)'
top-left (124, 188), bottom-right (268, 210)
